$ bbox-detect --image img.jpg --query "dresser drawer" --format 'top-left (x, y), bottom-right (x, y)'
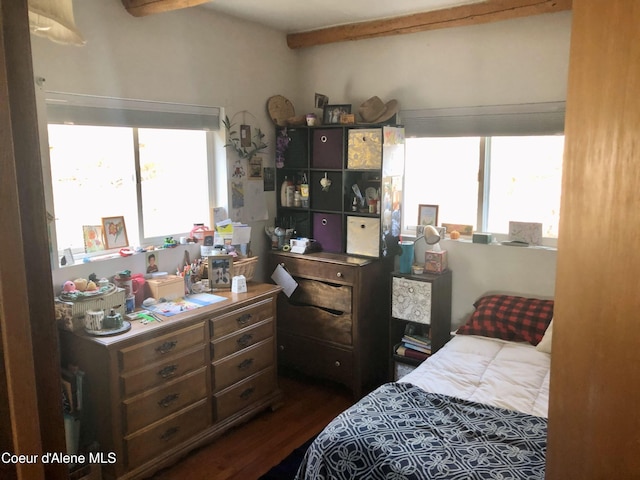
top-left (275, 255), bottom-right (357, 286)
top-left (123, 367), bottom-right (208, 434)
top-left (119, 322), bottom-right (205, 373)
top-left (277, 331), bottom-right (353, 386)
top-left (277, 295), bottom-right (352, 346)
top-left (125, 399), bottom-right (209, 470)
top-left (211, 299), bottom-right (273, 340)
top-left (120, 346), bottom-right (206, 398)
top-left (211, 319), bottom-right (273, 362)
top-left (212, 339), bottom-right (274, 392)
top-left (214, 368), bottom-right (276, 422)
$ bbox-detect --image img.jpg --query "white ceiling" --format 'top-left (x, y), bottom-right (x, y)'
top-left (200, 0), bottom-right (486, 34)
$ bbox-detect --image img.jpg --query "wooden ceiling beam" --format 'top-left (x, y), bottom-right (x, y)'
top-left (121, 0), bottom-right (211, 17)
top-left (287, 0), bottom-right (572, 49)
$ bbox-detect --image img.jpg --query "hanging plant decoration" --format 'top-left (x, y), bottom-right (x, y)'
top-left (275, 128), bottom-right (291, 168)
top-left (223, 115), bottom-right (267, 161)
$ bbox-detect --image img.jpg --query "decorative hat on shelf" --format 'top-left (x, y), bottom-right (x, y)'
top-left (267, 95), bottom-right (295, 127)
top-left (358, 96), bottom-right (399, 124)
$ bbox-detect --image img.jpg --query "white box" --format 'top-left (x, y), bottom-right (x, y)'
top-left (346, 216), bottom-right (380, 257)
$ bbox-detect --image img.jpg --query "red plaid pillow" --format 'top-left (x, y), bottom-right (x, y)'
top-left (457, 295), bottom-right (554, 345)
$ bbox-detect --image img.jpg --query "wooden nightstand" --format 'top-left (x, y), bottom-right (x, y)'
top-left (389, 270), bottom-right (452, 380)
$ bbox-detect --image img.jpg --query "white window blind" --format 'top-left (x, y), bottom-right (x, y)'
top-left (401, 101), bottom-right (565, 137)
top-left (45, 91), bottom-right (221, 130)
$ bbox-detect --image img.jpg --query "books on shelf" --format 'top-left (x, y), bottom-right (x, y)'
top-left (395, 344), bottom-right (430, 362)
top-left (403, 334), bottom-right (431, 347)
top-left (401, 334), bottom-right (431, 355)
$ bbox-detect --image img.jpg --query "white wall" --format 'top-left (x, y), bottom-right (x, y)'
top-left (295, 11), bottom-right (572, 113)
top-left (437, 240), bottom-right (556, 328)
top-left (33, 2), bottom-right (568, 316)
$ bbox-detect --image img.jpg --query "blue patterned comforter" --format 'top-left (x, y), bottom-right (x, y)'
top-left (296, 382), bottom-right (547, 480)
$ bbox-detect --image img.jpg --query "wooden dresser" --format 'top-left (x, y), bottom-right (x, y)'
top-left (58, 283), bottom-right (282, 480)
top-left (269, 251), bottom-right (390, 399)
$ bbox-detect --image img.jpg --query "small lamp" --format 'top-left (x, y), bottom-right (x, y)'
top-left (423, 225), bottom-right (441, 245)
top-left (28, 0), bottom-right (86, 46)
top-left (416, 224), bottom-right (442, 252)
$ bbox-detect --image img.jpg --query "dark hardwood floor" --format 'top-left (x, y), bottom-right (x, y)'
top-left (150, 373), bottom-right (354, 480)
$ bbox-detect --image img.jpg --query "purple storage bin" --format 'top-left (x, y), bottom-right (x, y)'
top-left (313, 213), bottom-right (343, 253)
top-left (312, 129), bottom-right (344, 169)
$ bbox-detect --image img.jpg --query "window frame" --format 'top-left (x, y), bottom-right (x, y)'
top-left (41, 92), bottom-right (223, 265)
top-left (403, 133), bottom-right (563, 248)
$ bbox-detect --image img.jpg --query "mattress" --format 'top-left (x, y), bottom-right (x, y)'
top-left (399, 334), bottom-right (550, 417)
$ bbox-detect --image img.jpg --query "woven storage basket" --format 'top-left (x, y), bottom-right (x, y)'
top-left (233, 256), bottom-right (258, 282)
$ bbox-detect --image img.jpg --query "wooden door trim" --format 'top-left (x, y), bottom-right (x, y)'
top-left (0, 1), bottom-right (67, 478)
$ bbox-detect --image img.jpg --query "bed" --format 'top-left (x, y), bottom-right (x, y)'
top-left (295, 294), bottom-right (554, 480)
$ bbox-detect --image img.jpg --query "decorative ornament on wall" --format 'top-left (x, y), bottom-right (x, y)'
top-left (223, 112), bottom-right (267, 162)
top-left (320, 172), bottom-right (332, 192)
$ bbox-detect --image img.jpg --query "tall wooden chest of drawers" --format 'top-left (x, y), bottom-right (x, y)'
top-left (58, 283), bottom-right (282, 480)
top-left (270, 251), bottom-right (391, 398)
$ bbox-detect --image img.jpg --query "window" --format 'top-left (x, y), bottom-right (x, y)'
top-left (44, 93), bottom-right (220, 264)
top-left (404, 137), bottom-right (480, 233)
top-left (404, 135), bottom-right (564, 240)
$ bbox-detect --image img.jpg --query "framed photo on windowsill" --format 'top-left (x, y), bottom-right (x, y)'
top-left (207, 255), bottom-right (234, 290)
top-left (417, 204), bottom-right (439, 227)
top-left (102, 216), bottom-right (129, 250)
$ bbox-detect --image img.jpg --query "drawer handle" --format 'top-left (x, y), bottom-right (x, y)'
top-left (322, 218), bottom-right (328, 226)
top-left (240, 387), bottom-right (255, 400)
top-left (156, 341), bottom-right (177, 355)
top-left (360, 223), bottom-right (366, 229)
top-left (158, 364), bottom-right (178, 379)
top-left (279, 345), bottom-right (285, 351)
top-left (238, 358), bottom-right (254, 370)
top-left (160, 427), bottom-right (179, 441)
top-left (334, 361), bottom-right (341, 367)
top-left (237, 334), bottom-right (253, 348)
top-left (320, 135), bottom-right (327, 143)
top-left (237, 313), bottom-right (252, 326)
top-left (158, 393), bottom-right (180, 408)
top-left (336, 272), bottom-right (343, 278)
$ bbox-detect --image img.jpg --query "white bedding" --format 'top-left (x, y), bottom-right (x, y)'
top-left (399, 334), bottom-right (550, 418)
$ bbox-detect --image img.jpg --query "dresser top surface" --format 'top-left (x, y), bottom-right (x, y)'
top-left (271, 251), bottom-right (376, 266)
top-left (62, 282), bottom-right (281, 347)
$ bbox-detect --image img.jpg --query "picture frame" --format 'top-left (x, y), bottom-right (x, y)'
top-left (323, 104), bottom-right (351, 125)
top-left (146, 252), bottom-right (159, 274)
top-left (417, 204), bottom-right (439, 227)
top-left (101, 216), bottom-right (129, 250)
top-left (441, 223), bottom-right (474, 237)
top-left (207, 254), bottom-right (234, 290)
top-left (315, 93), bottom-right (329, 109)
top-left (82, 225), bottom-right (105, 253)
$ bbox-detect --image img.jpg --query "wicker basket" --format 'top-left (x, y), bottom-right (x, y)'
top-left (233, 256), bottom-right (258, 282)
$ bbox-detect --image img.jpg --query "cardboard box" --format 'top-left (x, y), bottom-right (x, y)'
top-left (147, 275), bottom-right (185, 300)
top-left (424, 250), bottom-right (448, 274)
